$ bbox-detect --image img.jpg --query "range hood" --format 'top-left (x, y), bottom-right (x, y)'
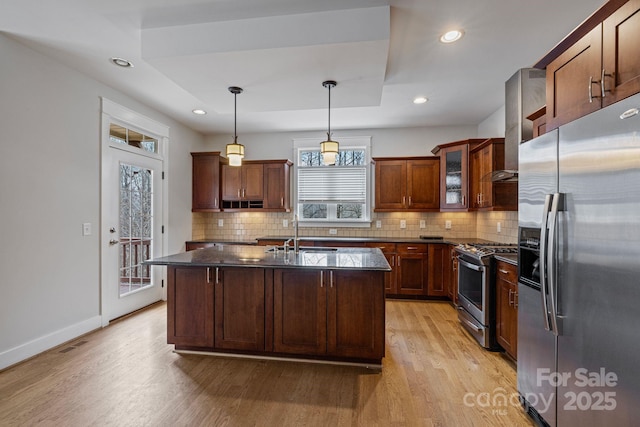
top-left (493, 68), bottom-right (546, 182)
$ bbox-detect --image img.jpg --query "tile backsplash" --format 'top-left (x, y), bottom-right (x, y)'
top-left (193, 210), bottom-right (518, 243)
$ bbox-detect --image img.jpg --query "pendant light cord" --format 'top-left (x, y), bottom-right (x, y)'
top-left (327, 83), bottom-right (331, 139)
top-left (234, 91), bottom-right (237, 143)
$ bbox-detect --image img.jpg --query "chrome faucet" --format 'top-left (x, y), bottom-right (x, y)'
top-left (283, 239), bottom-right (293, 254)
top-left (293, 214), bottom-right (300, 254)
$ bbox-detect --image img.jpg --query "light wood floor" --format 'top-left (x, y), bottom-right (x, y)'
top-left (0, 300), bottom-right (534, 426)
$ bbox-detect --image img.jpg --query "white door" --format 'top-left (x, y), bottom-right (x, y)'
top-left (102, 145), bottom-right (163, 322)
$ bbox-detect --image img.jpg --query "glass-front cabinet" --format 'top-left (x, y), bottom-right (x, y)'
top-left (432, 139), bottom-right (484, 211)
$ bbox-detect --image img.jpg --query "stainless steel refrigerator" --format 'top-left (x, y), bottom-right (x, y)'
top-left (518, 92), bottom-right (640, 426)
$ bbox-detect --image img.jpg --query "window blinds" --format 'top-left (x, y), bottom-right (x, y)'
top-left (298, 166), bottom-right (366, 203)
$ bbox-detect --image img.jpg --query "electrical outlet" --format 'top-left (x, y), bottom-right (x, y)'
top-left (283, 219), bottom-right (288, 228)
top-left (376, 220), bottom-right (382, 228)
top-left (329, 228), bottom-right (338, 235)
top-left (419, 220), bottom-right (426, 229)
top-left (82, 223), bottom-right (91, 236)
top-left (400, 219), bottom-right (406, 229)
top-left (445, 220), bottom-right (452, 230)
top-left (497, 222), bottom-right (502, 233)
top-left (218, 219), bottom-right (224, 227)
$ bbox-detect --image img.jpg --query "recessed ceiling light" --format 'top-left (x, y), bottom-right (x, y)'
top-left (440, 30), bottom-right (464, 44)
top-left (413, 96), bottom-right (428, 104)
top-left (192, 109), bottom-right (207, 115)
top-left (110, 57), bottom-right (134, 68)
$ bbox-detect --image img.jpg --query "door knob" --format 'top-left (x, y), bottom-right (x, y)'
top-left (109, 239), bottom-right (119, 245)
top-left (109, 227), bottom-right (116, 233)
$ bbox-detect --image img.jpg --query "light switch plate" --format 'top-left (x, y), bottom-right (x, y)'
top-left (400, 220), bottom-right (406, 229)
top-left (419, 220), bottom-right (426, 229)
top-left (218, 219), bottom-right (224, 227)
top-left (497, 222), bottom-right (502, 233)
top-left (82, 223), bottom-right (91, 236)
top-left (445, 220), bottom-right (452, 230)
top-left (283, 219), bottom-right (288, 228)
top-left (329, 228), bottom-right (338, 235)
top-left (376, 220), bottom-right (382, 228)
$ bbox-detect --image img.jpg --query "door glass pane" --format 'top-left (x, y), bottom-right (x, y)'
top-left (110, 123), bottom-right (158, 154)
top-left (119, 163), bottom-right (153, 297)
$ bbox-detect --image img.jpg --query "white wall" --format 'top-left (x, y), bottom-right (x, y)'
top-left (205, 125), bottom-right (478, 160)
top-left (477, 105), bottom-right (505, 138)
top-left (0, 33), bottom-right (206, 369)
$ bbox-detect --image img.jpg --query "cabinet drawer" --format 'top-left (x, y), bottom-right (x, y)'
top-left (495, 260), bottom-right (517, 284)
top-left (397, 243), bottom-right (427, 254)
top-left (366, 242), bottom-right (397, 253)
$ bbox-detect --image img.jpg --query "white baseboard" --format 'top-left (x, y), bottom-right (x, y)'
top-left (0, 315), bottom-right (102, 370)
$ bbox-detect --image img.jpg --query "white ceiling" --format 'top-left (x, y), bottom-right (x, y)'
top-left (1, 0), bottom-right (605, 135)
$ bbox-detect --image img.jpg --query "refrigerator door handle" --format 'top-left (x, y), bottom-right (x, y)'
top-left (547, 192), bottom-right (565, 336)
top-left (539, 193), bottom-right (553, 331)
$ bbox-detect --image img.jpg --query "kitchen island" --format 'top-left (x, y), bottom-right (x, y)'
top-left (146, 245), bottom-right (391, 367)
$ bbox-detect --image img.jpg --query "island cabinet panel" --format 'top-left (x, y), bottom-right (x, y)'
top-left (167, 266), bottom-right (214, 348)
top-left (328, 270), bottom-right (385, 360)
top-left (273, 269), bottom-right (327, 355)
top-left (273, 268), bottom-right (385, 361)
top-left (214, 267), bottom-right (265, 351)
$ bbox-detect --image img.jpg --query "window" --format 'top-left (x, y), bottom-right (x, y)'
top-left (109, 123), bottom-right (158, 154)
top-left (295, 137), bottom-right (371, 225)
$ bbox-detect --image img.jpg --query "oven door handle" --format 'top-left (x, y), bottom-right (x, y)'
top-left (458, 258), bottom-right (485, 272)
top-left (457, 307), bottom-right (481, 331)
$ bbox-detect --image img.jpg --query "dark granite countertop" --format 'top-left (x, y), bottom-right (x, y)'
top-left (146, 245), bottom-right (391, 271)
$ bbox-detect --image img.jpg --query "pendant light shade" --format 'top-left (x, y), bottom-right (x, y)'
top-left (226, 86), bottom-right (244, 167)
top-left (320, 80), bottom-right (339, 166)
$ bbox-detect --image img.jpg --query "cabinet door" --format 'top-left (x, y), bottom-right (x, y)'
top-left (327, 270), bottom-right (385, 360)
top-left (496, 279), bottom-right (514, 356)
top-left (427, 244), bottom-right (448, 297)
top-left (273, 269), bottom-right (327, 355)
top-left (192, 153), bottom-right (221, 211)
top-left (367, 242), bottom-right (397, 295)
top-left (469, 149), bottom-right (482, 209)
top-left (397, 245), bottom-right (428, 295)
top-left (263, 162), bottom-right (289, 210)
top-left (440, 146), bottom-right (470, 210)
top-left (375, 160), bottom-right (407, 210)
top-left (546, 24), bottom-right (602, 131)
top-left (167, 266), bottom-right (214, 347)
top-left (602, 0), bottom-right (640, 107)
top-left (242, 163), bottom-right (264, 200)
top-left (222, 165), bottom-right (242, 200)
top-left (407, 159), bottom-right (440, 210)
top-left (214, 267), bottom-right (265, 351)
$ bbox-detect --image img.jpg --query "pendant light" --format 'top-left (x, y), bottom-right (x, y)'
top-left (320, 80), bottom-right (339, 166)
top-left (226, 86), bottom-right (245, 167)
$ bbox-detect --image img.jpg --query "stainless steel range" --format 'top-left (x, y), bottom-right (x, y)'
top-left (455, 243), bottom-right (517, 349)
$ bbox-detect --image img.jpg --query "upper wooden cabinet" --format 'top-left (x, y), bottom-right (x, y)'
top-left (469, 138), bottom-right (517, 211)
top-left (544, 0), bottom-right (640, 130)
top-left (373, 157), bottom-right (440, 212)
top-left (222, 162), bottom-right (264, 203)
top-left (192, 154), bottom-right (291, 212)
top-left (263, 160), bottom-right (292, 211)
top-left (191, 152), bottom-right (226, 212)
top-left (431, 139), bottom-right (484, 211)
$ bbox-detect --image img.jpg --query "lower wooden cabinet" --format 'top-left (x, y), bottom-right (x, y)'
top-left (167, 266), bottom-right (264, 351)
top-left (273, 269), bottom-right (385, 360)
top-left (495, 260), bottom-right (518, 360)
top-left (214, 267), bottom-right (265, 351)
top-left (396, 244), bottom-right (428, 295)
top-left (427, 244), bottom-right (449, 297)
top-left (167, 265), bottom-right (385, 362)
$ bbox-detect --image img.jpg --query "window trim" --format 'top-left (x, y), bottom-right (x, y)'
top-left (293, 136), bottom-right (372, 227)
